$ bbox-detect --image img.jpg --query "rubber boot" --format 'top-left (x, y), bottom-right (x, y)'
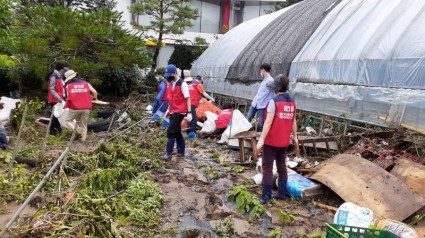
top-left (259, 184), bottom-right (273, 204)
top-left (273, 178), bottom-right (288, 200)
top-left (176, 138), bottom-right (185, 157)
top-left (166, 138), bottom-right (175, 157)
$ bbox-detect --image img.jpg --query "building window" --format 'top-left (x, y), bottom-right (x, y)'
top-left (233, 0), bottom-right (244, 26)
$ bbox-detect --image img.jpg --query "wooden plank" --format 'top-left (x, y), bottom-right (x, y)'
top-left (251, 138), bottom-right (258, 161)
top-left (390, 159), bottom-right (425, 199)
top-left (312, 140), bottom-right (318, 156)
top-left (301, 140), bottom-right (307, 156)
top-left (312, 200), bottom-right (338, 212)
top-left (325, 139), bottom-right (330, 153)
top-left (400, 123), bottom-right (425, 135)
top-left (379, 115), bottom-right (425, 135)
top-left (238, 139), bottom-right (245, 162)
top-left (231, 131), bottom-right (259, 139)
top-left (298, 136), bottom-right (339, 151)
top-left (311, 154), bottom-right (425, 221)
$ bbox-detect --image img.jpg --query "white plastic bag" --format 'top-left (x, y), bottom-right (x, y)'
top-left (0, 96), bottom-right (21, 126)
top-left (53, 101), bottom-right (65, 118)
top-left (200, 111), bottom-right (218, 134)
top-left (218, 109), bottom-right (252, 144)
top-left (334, 202), bottom-right (374, 228)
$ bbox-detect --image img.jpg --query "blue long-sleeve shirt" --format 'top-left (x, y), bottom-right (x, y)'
top-left (251, 75), bottom-right (274, 109)
top-left (156, 80), bottom-right (167, 101)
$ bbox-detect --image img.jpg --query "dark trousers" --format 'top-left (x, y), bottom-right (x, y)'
top-left (262, 145), bottom-right (288, 185)
top-left (48, 103), bottom-right (62, 135)
top-left (166, 113), bottom-right (185, 155)
top-left (0, 127), bottom-right (8, 149)
top-left (189, 105), bottom-right (197, 133)
top-left (167, 113), bottom-right (185, 140)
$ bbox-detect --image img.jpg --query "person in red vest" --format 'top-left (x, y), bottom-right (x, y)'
top-left (184, 71), bottom-right (214, 139)
top-left (152, 70), bottom-right (170, 114)
top-left (215, 103), bottom-right (233, 133)
top-left (48, 61), bottom-right (69, 134)
top-left (164, 65), bottom-right (191, 160)
top-left (257, 75), bottom-right (298, 204)
top-left (63, 70), bottom-right (98, 142)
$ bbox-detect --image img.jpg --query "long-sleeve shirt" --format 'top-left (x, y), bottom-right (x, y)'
top-left (156, 79), bottom-right (167, 101)
top-left (49, 70), bottom-right (64, 102)
top-left (251, 75), bottom-right (274, 109)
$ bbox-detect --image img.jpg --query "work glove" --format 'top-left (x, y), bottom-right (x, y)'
top-left (188, 132), bottom-right (197, 140)
top-left (186, 113), bottom-right (193, 122)
top-left (257, 139), bottom-right (264, 151)
top-left (291, 135), bottom-right (298, 145)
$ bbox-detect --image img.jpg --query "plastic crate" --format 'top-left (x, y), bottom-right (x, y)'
top-left (326, 224), bottom-right (399, 238)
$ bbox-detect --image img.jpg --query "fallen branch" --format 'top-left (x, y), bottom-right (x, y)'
top-left (312, 200), bottom-right (338, 212)
top-left (0, 156), bottom-right (36, 167)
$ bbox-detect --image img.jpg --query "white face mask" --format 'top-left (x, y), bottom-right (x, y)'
top-left (260, 71), bottom-right (263, 78)
top-left (155, 76), bottom-right (160, 81)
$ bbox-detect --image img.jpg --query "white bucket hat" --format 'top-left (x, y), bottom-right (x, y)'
top-left (64, 70), bottom-right (77, 83)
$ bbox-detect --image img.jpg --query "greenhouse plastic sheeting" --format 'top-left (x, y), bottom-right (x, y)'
top-left (203, 79), bottom-right (425, 131)
top-left (227, 0), bottom-right (341, 82)
top-left (190, 6), bottom-right (290, 80)
top-left (290, 0), bottom-right (425, 89)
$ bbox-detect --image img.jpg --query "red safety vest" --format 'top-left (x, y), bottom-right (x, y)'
top-left (169, 79), bottom-right (187, 113)
top-left (64, 80), bottom-right (93, 110)
top-left (264, 93), bottom-right (296, 148)
top-left (48, 75), bottom-right (64, 103)
top-left (216, 109), bottom-right (232, 129)
top-left (188, 81), bottom-right (202, 107)
top-left (157, 80), bottom-right (170, 101)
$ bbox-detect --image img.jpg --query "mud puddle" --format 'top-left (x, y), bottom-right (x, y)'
top-left (154, 140), bottom-right (334, 237)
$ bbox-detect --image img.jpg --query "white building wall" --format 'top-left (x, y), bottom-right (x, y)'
top-left (115, 0), bottom-right (277, 68)
top-left (115, 0), bottom-right (132, 29)
top-left (157, 45), bottom-right (175, 68)
top-left (243, 1), bottom-right (274, 22)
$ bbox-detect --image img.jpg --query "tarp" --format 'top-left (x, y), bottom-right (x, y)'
top-left (289, 0), bottom-right (425, 89)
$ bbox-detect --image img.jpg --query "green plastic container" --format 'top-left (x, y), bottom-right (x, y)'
top-left (326, 224), bottom-right (399, 238)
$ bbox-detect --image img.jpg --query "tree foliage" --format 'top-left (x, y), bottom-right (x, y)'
top-left (130, 0), bottom-right (199, 68)
top-left (168, 37), bottom-right (209, 70)
top-left (5, 6), bottom-right (150, 95)
top-left (19, 0), bottom-right (116, 11)
top-left (264, 0), bottom-right (304, 14)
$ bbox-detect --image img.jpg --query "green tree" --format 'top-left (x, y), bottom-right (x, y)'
top-left (19, 0), bottom-right (116, 11)
top-left (130, 0), bottom-right (199, 69)
top-left (8, 6), bottom-right (151, 95)
top-left (168, 37), bottom-right (209, 70)
top-left (264, 0), bottom-right (304, 14)
top-left (168, 44), bottom-right (194, 70)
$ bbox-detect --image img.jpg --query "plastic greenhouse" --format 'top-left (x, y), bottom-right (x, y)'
top-left (191, 0), bottom-right (425, 131)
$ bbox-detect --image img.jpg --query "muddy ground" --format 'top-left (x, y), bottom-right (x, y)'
top-left (3, 99), bottom-right (422, 237)
top-left (151, 139), bottom-right (336, 237)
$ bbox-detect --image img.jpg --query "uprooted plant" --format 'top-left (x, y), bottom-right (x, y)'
top-left (227, 185), bottom-right (265, 223)
top-left (6, 127), bottom-right (168, 237)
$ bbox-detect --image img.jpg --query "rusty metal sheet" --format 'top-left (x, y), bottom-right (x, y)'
top-left (311, 154), bottom-right (425, 221)
top-left (391, 159), bottom-right (425, 199)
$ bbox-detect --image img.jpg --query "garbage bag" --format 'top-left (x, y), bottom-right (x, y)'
top-left (200, 111), bottom-right (218, 134)
top-left (218, 109), bottom-right (251, 144)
